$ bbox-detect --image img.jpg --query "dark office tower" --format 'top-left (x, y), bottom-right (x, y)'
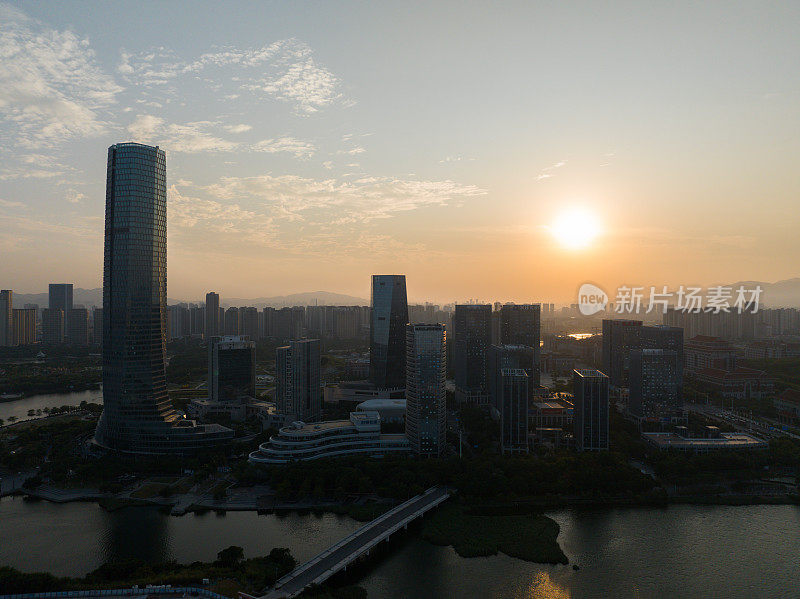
top-left (205, 292), bottom-right (220, 338)
top-left (488, 344), bottom-right (535, 407)
top-left (499, 304), bottom-right (541, 388)
top-left (405, 323), bottom-right (446, 457)
top-left (573, 369), bottom-right (610, 451)
top-left (629, 349), bottom-right (682, 420)
top-left (641, 325), bottom-right (684, 377)
top-left (66, 308), bottom-right (89, 345)
top-left (370, 275), bottom-right (408, 390)
top-left (12, 308), bottom-right (36, 345)
top-left (95, 143), bottom-right (232, 454)
top-left (49, 283), bottom-right (73, 315)
top-left (208, 336), bottom-right (256, 402)
top-left (453, 304), bottom-right (492, 404)
top-left (498, 368), bottom-right (529, 453)
top-left (42, 308), bottom-right (65, 344)
top-left (92, 308), bottom-right (103, 345)
top-left (602, 319), bottom-right (643, 387)
top-left (276, 339), bottom-right (321, 422)
top-left (0, 290), bottom-right (11, 346)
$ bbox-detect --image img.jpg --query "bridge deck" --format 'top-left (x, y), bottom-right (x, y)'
top-left (259, 486), bottom-right (449, 598)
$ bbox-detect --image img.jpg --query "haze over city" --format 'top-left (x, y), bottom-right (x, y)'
top-left (2, 1), bottom-right (799, 302)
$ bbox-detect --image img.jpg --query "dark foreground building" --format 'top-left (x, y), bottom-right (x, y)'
top-left (95, 143), bottom-right (232, 454)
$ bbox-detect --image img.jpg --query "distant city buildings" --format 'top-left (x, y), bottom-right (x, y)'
top-left (0, 290), bottom-right (11, 347)
top-left (370, 275), bottom-right (408, 391)
top-left (573, 369), bottom-right (610, 451)
top-left (12, 308), bottom-right (36, 346)
top-left (453, 304), bottom-right (492, 405)
top-left (42, 308), bottom-right (65, 344)
top-left (49, 283), bottom-right (73, 329)
top-left (94, 142), bottom-right (232, 454)
top-left (66, 307), bottom-right (89, 345)
top-left (276, 338), bottom-right (321, 422)
top-left (405, 323), bottom-right (446, 457)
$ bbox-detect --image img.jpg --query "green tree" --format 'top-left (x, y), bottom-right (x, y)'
top-left (217, 545), bottom-right (244, 567)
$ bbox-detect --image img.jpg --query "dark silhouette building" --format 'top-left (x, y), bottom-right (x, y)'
top-left (405, 323), bottom-right (446, 457)
top-left (453, 304), bottom-right (492, 404)
top-left (573, 369), bottom-right (609, 451)
top-left (499, 304), bottom-right (541, 388)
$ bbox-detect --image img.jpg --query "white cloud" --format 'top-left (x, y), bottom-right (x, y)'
top-left (0, 4), bottom-right (122, 148)
top-left (252, 137), bottom-right (315, 159)
top-left (65, 189), bottom-right (85, 204)
top-left (0, 199), bottom-right (24, 209)
top-left (224, 124), bottom-right (252, 133)
top-left (537, 161), bottom-right (566, 180)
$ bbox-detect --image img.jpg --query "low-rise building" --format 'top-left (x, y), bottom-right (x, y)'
top-left (693, 366), bottom-right (774, 400)
top-left (530, 398), bottom-right (574, 430)
top-left (642, 429), bottom-right (767, 452)
top-left (248, 411), bottom-right (410, 464)
top-left (355, 398), bottom-right (406, 423)
top-left (774, 389), bottom-right (800, 426)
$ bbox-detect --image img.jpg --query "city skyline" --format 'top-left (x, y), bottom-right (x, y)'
top-left (2, 2), bottom-right (800, 303)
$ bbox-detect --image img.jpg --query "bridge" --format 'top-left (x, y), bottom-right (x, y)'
top-left (256, 486), bottom-right (450, 599)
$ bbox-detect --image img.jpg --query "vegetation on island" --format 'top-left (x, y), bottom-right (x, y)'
top-left (0, 546), bottom-right (295, 597)
top-left (421, 502), bottom-right (568, 564)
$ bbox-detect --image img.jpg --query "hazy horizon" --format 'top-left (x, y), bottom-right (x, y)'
top-left (2, 2), bottom-right (799, 303)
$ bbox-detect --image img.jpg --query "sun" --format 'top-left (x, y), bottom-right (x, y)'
top-left (550, 207), bottom-right (602, 250)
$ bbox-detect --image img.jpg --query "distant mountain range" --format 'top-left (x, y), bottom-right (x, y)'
top-left (10, 288), bottom-right (368, 309)
top-left (724, 278), bottom-right (800, 309)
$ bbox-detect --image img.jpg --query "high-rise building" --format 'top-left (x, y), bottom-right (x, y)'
top-left (42, 308), bottom-right (65, 344)
top-left (92, 308), bottom-right (103, 345)
top-left (499, 304), bottom-right (541, 388)
top-left (629, 349), bottom-right (682, 419)
top-left (66, 308), bottom-right (89, 345)
top-left (208, 336), bottom-right (256, 403)
top-left (370, 275), bottom-right (408, 390)
top-left (205, 292), bottom-right (220, 338)
top-left (49, 283), bottom-right (73, 333)
top-left (224, 307), bottom-right (241, 336)
top-left (95, 143), bottom-right (232, 454)
top-left (602, 319), bottom-right (643, 387)
top-left (276, 339), bottom-right (321, 422)
top-left (12, 308), bottom-right (36, 345)
top-left (241, 307), bottom-right (260, 340)
top-left (602, 319), bottom-right (683, 388)
top-left (488, 344), bottom-right (535, 406)
top-left (498, 368), bottom-right (529, 453)
top-left (573, 369), bottom-right (610, 451)
top-left (0, 290), bottom-right (11, 347)
top-left (405, 323), bottom-right (446, 457)
top-left (453, 304), bottom-right (492, 404)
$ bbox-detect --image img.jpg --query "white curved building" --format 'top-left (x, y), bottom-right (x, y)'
top-left (248, 411), bottom-right (410, 465)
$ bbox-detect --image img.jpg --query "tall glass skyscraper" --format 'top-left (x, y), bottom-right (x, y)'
top-left (369, 275), bottom-right (408, 390)
top-left (95, 143), bottom-right (232, 454)
top-left (405, 323), bottom-right (446, 457)
top-left (453, 304), bottom-right (492, 404)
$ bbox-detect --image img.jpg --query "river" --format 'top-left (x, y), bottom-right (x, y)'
top-left (0, 389), bottom-right (103, 424)
top-left (0, 498), bottom-right (798, 598)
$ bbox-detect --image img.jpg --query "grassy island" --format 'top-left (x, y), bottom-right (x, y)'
top-left (421, 503), bottom-right (568, 564)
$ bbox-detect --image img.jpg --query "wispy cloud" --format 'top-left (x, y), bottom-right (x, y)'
top-left (537, 161), bottom-right (566, 180)
top-left (0, 4), bottom-right (122, 148)
top-left (127, 114), bottom-right (315, 157)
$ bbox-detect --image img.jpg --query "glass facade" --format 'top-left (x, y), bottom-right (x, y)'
top-left (453, 304), bottom-right (492, 403)
top-left (276, 339), bottom-right (321, 422)
top-left (95, 143), bottom-right (232, 454)
top-left (370, 275), bottom-right (408, 390)
top-left (500, 304), bottom-right (541, 388)
top-left (405, 323), bottom-right (446, 457)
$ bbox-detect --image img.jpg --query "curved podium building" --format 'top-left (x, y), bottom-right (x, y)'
top-left (94, 143), bottom-right (232, 454)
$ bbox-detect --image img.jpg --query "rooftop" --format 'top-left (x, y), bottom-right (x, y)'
top-left (643, 431), bottom-right (767, 451)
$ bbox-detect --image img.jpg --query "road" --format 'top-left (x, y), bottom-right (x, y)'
top-left (262, 487), bottom-right (449, 599)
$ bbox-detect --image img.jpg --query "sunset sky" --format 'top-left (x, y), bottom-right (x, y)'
top-left (1, 1), bottom-right (799, 304)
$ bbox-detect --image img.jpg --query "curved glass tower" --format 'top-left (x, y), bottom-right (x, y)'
top-left (95, 143), bottom-right (232, 453)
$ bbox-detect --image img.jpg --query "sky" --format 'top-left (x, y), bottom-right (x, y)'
top-left (1, 1), bottom-right (799, 304)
